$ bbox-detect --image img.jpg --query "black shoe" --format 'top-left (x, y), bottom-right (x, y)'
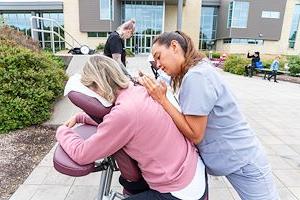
top-left (274, 80), bottom-right (278, 83)
top-left (267, 78), bottom-right (271, 81)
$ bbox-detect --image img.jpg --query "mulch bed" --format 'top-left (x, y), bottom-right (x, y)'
top-left (0, 126), bottom-right (56, 200)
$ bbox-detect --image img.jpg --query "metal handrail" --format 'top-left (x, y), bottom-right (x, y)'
top-left (30, 16), bottom-right (82, 53)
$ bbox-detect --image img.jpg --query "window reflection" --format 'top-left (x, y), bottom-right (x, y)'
top-left (1, 12), bottom-right (64, 51)
top-left (100, 0), bottom-right (113, 20)
top-left (227, 1), bottom-right (249, 28)
top-left (199, 6), bottom-right (218, 50)
top-left (289, 4), bottom-right (300, 48)
top-left (121, 1), bottom-right (163, 53)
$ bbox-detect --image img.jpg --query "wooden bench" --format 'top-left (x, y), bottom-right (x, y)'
top-left (255, 68), bottom-right (289, 79)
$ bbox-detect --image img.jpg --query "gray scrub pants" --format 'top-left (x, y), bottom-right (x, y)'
top-left (226, 153), bottom-right (279, 200)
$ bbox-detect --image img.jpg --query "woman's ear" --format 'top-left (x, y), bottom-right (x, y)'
top-left (170, 40), bottom-right (179, 52)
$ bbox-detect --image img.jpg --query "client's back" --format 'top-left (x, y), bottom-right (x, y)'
top-left (74, 54), bottom-right (199, 193)
top-left (113, 83), bottom-right (198, 192)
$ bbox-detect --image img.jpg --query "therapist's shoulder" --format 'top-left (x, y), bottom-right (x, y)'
top-left (187, 59), bottom-right (217, 77)
top-left (184, 59), bottom-right (224, 87)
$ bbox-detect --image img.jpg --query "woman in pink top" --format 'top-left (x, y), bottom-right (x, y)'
top-left (56, 55), bottom-right (207, 200)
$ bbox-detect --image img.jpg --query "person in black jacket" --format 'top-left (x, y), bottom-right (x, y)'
top-left (104, 19), bottom-right (135, 76)
top-left (245, 51), bottom-right (260, 77)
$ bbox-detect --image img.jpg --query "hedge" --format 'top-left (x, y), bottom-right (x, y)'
top-left (0, 40), bottom-right (66, 133)
top-left (287, 56), bottom-right (300, 76)
top-left (223, 55), bottom-right (249, 75)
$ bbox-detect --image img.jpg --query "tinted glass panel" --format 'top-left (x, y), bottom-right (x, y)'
top-left (289, 5), bottom-right (300, 48)
top-left (121, 1), bottom-right (163, 53)
top-left (200, 6), bottom-right (218, 50)
top-left (227, 1), bottom-right (249, 28)
top-left (100, 0), bottom-right (111, 19)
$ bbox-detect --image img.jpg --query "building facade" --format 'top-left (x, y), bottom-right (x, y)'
top-left (63, 0), bottom-right (201, 53)
top-left (1, 0), bottom-right (300, 55)
top-left (214, 0), bottom-right (295, 55)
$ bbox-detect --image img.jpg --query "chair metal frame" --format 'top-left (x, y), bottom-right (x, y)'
top-left (95, 157), bottom-right (126, 200)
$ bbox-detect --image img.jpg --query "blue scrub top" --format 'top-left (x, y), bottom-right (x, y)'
top-left (179, 60), bottom-right (262, 176)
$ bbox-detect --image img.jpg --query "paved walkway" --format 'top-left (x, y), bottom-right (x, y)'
top-left (10, 55), bottom-right (300, 200)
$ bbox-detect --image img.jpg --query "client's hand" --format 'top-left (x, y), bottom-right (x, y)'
top-left (64, 115), bottom-right (77, 128)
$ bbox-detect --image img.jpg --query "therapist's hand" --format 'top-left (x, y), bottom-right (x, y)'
top-left (139, 75), bottom-right (168, 106)
top-left (64, 115), bottom-right (77, 128)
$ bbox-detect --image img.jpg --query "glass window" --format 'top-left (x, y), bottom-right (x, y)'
top-left (121, 1), bottom-right (163, 53)
top-left (87, 32), bottom-right (109, 37)
top-left (1, 12), bottom-right (34, 36)
top-left (262, 11), bottom-right (280, 19)
top-left (2, 11), bottom-right (65, 50)
top-left (227, 1), bottom-right (249, 28)
top-left (100, 0), bottom-right (113, 20)
top-left (289, 5), bottom-right (300, 48)
top-left (199, 6), bottom-right (218, 50)
top-left (87, 32), bottom-right (98, 37)
top-left (223, 38), bottom-right (264, 45)
top-left (227, 2), bottom-right (233, 28)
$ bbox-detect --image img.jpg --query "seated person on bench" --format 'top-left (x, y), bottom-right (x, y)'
top-left (245, 51), bottom-right (260, 77)
top-left (56, 55), bottom-right (207, 200)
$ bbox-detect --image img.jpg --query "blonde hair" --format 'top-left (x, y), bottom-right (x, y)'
top-left (118, 19), bottom-right (136, 32)
top-left (81, 55), bottom-right (130, 103)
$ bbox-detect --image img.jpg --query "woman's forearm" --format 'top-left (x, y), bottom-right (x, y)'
top-left (161, 98), bottom-right (201, 144)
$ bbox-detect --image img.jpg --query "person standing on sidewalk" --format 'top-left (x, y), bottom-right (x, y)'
top-left (268, 56), bottom-right (280, 83)
top-left (104, 19), bottom-right (135, 76)
top-left (139, 31), bottom-right (279, 200)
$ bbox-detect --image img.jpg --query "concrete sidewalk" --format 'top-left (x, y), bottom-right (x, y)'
top-left (10, 55), bottom-right (300, 200)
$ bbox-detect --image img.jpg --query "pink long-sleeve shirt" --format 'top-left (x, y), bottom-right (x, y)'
top-left (56, 83), bottom-right (198, 193)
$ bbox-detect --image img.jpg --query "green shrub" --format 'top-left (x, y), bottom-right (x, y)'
top-left (125, 48), bottom-right (135, 57)
top-left (224, 55), bottom-right (248, 75)
top-left (262, 59), bottom-right (273, 68)
top-left (0, 32), bottom-right (66, 133)
top-left (96, 43), bottom-right (105, 52)
top-left (201, 51), bottom-right (220, 59)
top-left (212, 52), bottom-right (221, 59)
top-left (287, 56), bottom-right (300, 76)
top-left (44, 51), bottom-right (66, 69)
